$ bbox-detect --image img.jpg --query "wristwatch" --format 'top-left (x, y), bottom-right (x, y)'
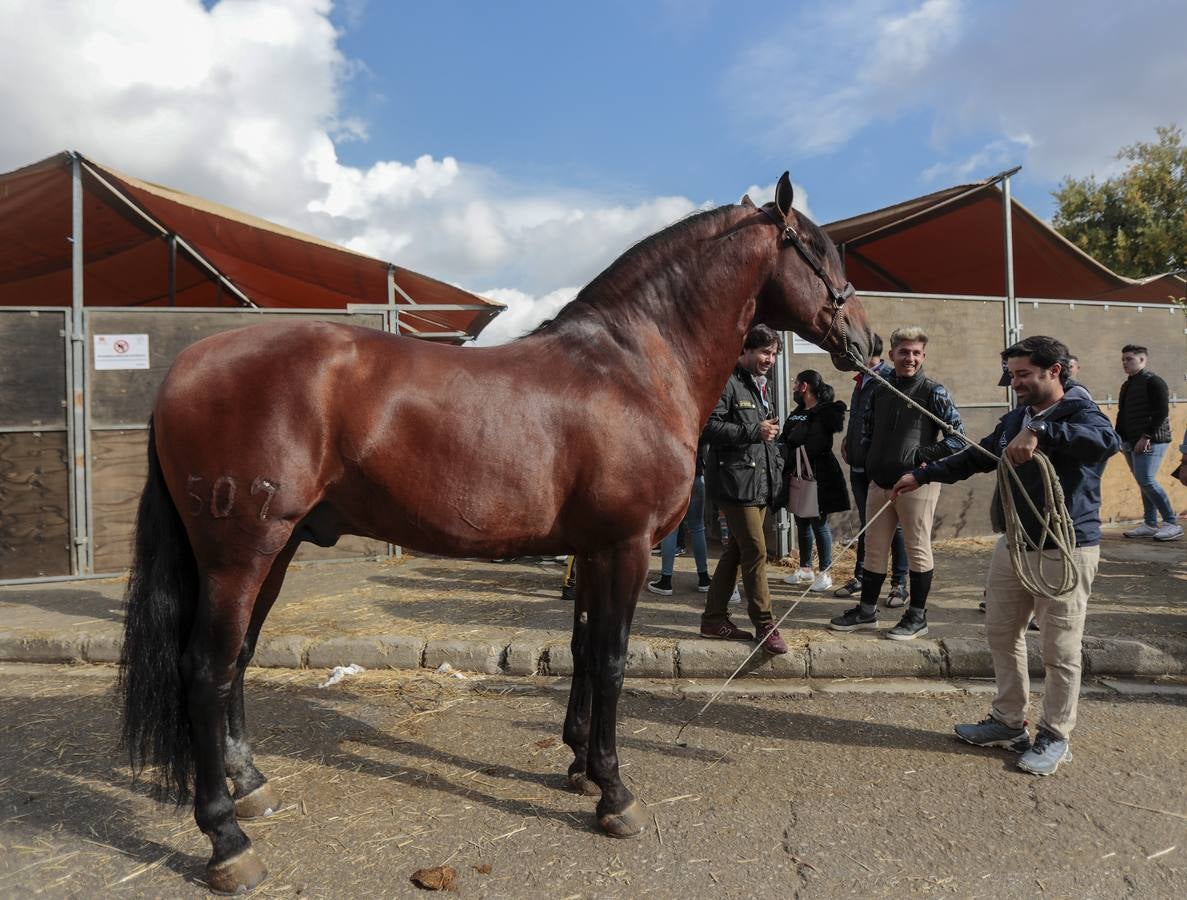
top-left (1026, 421), bottom-right (1047, 436)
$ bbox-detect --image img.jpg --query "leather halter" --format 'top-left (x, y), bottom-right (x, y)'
top-left (761, 206), bottom-right (856, 352)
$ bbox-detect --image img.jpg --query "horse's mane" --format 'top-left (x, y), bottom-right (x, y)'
top-left (523, 204), bottom-right (743, 338)
top-left (522, 202), bottom-right (841, 340)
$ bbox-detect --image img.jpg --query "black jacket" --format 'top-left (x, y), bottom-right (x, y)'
top-left (843, 360), bottom-right (892, 470)
top-left (780, 400), bottom-right (851, 516)
top-left (1117, 369), bottom-right (1172, 444)
top-left (860, 369), bottom-right (965, 489)
top-left (704, 365), bottom-right (784, 506)
top-left (914, 397), bottom-right (1120, 547)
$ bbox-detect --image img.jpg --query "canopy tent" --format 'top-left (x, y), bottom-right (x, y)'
top-left (823, 174), bottom-right (1185, 304)
top-left (0, 152), bottom-right (503, 340)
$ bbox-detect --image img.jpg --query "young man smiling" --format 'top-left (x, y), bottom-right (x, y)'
top-left (894, 336), bottom-right (1120, 776)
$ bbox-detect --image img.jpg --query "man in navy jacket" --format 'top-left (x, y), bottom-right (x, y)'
top-left (894, 336), bottom-right (1119, 776)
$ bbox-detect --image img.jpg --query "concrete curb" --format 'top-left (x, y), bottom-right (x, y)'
top-left (2, 628), bottom-right (1184, 681)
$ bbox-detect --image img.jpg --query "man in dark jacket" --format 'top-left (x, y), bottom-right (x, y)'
top-left (839, 333), bottom-right (909, 606)
top-left (700, 324), bottom-right (787, 654)
top-left (893, 335), bottom-right (1120, 776)
top-left (830, 325), bottom-right (964, 639)
top-left (1116, 344), bottom-right (1181, 541)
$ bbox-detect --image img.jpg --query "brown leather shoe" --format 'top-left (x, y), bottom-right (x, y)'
top-left (754, 622), bottom-right (788, 655)
top-left (700, 619), bottom-right (753, 641)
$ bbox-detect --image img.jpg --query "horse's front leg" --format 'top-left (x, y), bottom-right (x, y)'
top-left (562, 556), bottom-right (599, 796)
top-left (586, 539), bottom-right (649, 837)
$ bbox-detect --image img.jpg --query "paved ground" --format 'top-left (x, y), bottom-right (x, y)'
top-left (1, 664), bottom-right (1185, 898)
top-left (1, 528), bottom-right (1184, 679)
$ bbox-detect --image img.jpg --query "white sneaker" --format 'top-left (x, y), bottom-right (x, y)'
top-left (783, 567), bottom-right (815, 585)
top-left (1154, 522), bottom-right (1184, 541)
top-left (1123, 523), bottom-right (1159, 538)
top-left (729, 585), bottom-right (743, 605)
top-left (809, 572), bottom-right (833, 593)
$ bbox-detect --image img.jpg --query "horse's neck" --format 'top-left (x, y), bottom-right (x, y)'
top-left (519, 208), bottom-right (772, 441)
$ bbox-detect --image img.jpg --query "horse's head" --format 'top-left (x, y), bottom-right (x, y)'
top-left (750, 172), bottom-right (873, 372)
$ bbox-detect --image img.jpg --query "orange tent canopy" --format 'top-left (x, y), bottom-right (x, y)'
top-left (824, 175), bottom-right (1185, 304)
top-left (0, 152), bottom-right (503, 340)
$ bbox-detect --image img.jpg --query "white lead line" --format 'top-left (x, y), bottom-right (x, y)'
top-left (1146, 846), bottom-right (1176, 860)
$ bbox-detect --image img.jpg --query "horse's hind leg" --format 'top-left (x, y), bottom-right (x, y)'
top-left (586, 539), bottom-right (649, 837)
top-left (184, 560), bottom-right (273, 894)
top-left (225, 540), bottom-right (300, 820)
top-left (562, 557), bottom-right (599, 796)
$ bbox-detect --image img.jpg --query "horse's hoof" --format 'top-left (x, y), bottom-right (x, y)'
top-left (234, 783), bottom-right (282, 819)
top-left (206, 846), bottom-right (268, 895)
top-left (597, 800), bottom-right (646, 838)
top-left (567, 773), bottom-right (601, 797)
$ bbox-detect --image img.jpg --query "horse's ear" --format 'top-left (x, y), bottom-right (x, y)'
top-left (775, 172), bottom-right (794, 221)
top-left (740, 193), bottom-right (756, 208)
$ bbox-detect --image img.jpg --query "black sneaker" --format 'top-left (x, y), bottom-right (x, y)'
top-left (646, 575), bottom-right (673, 596)
top-left (561, 583), bottom-right (576, 602)
top-left (675, 544), bottom-right (687, 557)
top-left (834, 576), bottom-right (862, 597)
top-left (697, 572), bottom-right (712, 593)
top-left (886, 608), bottom-right (928, 640)
top-left (885, 583), bottom-right (908, 608)
top-left (829, 606), bottom-right (878, 632)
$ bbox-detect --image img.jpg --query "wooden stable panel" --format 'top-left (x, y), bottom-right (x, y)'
top-left (1017, 302), bottom-right (1186, 404)
top-left (0, 310), bottom-right (68, 429)
top-left (90, 429), bottom-right (386, 573)
top-left (851, 296), bottom-right (1009, 406)
top-left (0, 431), bottom-right (70, 579)
top-left (87, 311), bottom-right (385, 427)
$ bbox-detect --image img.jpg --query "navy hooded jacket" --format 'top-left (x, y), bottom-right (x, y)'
top-left (912, 397), bottom-right (1120, 548)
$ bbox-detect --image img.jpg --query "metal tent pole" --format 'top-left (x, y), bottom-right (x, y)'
top-left (68, 153), bottom-right (91, 573)
top-left (1002, 171), bottom-right (1019, 410)
top-left (775, 333), bottom-right (791, 558)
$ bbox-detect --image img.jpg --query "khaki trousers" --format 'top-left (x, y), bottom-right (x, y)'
top-left (863, 481), bottom-right (941, 574)
top-left (702, 503), bottom-right (772, 627)
top-left (985, 537), bottom-right (1099, 741)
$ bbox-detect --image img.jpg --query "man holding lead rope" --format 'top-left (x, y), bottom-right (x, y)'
top-left (894, 336), bottom-right (1119, 776)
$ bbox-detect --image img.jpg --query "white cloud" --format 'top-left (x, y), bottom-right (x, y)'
top-left (471, 286), bottom-right (580, 346)
top-left (725, 0), bottom-right (1187, 189)
top-left (0, 0), bottom-right (716, 340)
top-left (725, 0), bottom-right (965, 157)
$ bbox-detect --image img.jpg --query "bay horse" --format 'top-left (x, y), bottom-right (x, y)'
top-left (119, 173), bottom-right (872, 893)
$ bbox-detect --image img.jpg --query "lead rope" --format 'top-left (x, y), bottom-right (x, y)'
top-left (674, 357), bottom-right (1078, 744)
top-left (854, 360), bottom-right (1078, 598)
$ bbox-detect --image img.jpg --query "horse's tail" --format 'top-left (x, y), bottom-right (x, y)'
top-left (118, 417), bottom-right (197, 804)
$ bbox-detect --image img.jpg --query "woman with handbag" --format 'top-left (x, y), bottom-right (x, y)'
top-left (780, 370), bottom-right (851, 592)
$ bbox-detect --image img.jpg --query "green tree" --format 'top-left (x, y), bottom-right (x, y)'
top-left (1051, 125), bottom-right (1187, 278)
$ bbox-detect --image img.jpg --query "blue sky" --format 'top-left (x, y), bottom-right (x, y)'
top-left (3, 0), bottom-right (1185, 341)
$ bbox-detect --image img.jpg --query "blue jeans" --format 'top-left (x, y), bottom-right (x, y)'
top-left (1123, 443), bottom-right (1175, 525)
top-left (794, 514), bottom-right (833, 569)
top-left (661, 475), bottom-right (709, 576)
top-left (849, 468), bottom-right (907, 584)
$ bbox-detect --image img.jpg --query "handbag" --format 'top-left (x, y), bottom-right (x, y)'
top-left (787, 446), bottom-right (820, 518)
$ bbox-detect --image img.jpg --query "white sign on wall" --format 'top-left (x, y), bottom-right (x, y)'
top-left (791, 333), bottom-right (827, 354)
top-left (94, 334), bottom-right (150, 370)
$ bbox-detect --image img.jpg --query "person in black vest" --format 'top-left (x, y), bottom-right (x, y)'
top-left (1116, 344), bottom-right (1182, 541)
top-left (779, 369), bottom-right (850, 593)
top-left (829, 325), bottom-right (964, 639)
top-left (700, 324), bottom-right (788, 655)
top-left (838, 333), bottom-right (910, 606)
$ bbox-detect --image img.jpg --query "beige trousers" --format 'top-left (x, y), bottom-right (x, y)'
top-left (985, 537), bottom-right (1099, 741)
top-left (863, 481), bottom-right (941, 573)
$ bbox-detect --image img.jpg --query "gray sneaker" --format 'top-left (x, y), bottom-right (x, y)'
top-left (885, 608), bottom-right (927, 640)
top-left (1016, 729), bottom-right (1072, 776)
top-left (954, 716), bottom-right (1032, 752)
